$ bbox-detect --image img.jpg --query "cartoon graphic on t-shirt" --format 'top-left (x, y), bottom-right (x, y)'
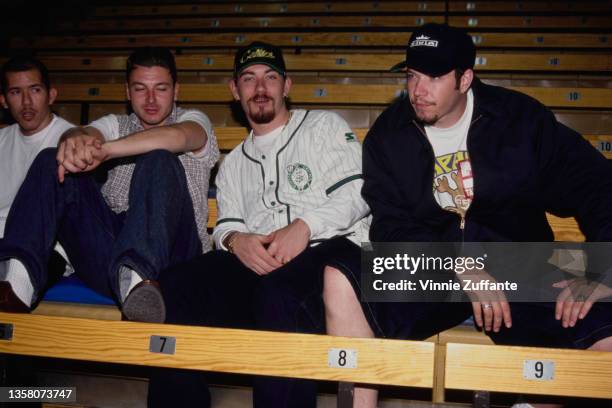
top-left (432, 151), bottom-right (473, 217)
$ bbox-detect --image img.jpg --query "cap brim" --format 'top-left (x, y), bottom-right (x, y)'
top-left (236, 60), bottom-right (285, 76)
top-left (390, 60), bottom-right (407, 73)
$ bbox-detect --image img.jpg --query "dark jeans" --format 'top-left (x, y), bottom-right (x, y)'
top-left (150, 237), bottom-right (369, 408)
top-left (0, 148), bottom-right (201, 303)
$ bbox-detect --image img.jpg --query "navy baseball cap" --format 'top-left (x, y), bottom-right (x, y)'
top-left (234, 41), bottom-right (286, 77)
top-left (391, 23), bottom-right (476, 77)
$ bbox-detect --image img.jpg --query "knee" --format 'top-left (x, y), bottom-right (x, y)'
top-left (32, 148), bottom-right (59, 171)
top-left (134, 149), bottom-right (186, 184)
top-left (588, 336), bottom-right (612, 351)
top-left (136, 149), bottom-right (181, 172)
top-left (323, 266), bottom-right (356, 315)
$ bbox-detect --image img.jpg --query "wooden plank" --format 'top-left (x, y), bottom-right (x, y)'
top-left (58, 15), bottom-right (446, 32)
top-left (547, 215), bottom-right (584, 242)
top-left (587, 134), bottom-right (612, 159)
top-left (12, 32), bottom-right (612, 50)
top-left (468, 33), bottom-right (612, 49)
top-left (52, 83), bottom-right (612, 109)
top-left (449, 1), bottom-right (612, 12)
top-left (52, 83), bottom-right (405, 104)
top-left (449, 15), bottom-right (612, 29)
top-left (445, 342), bottom-right (612, 399)
top-left (474, 52), bottom-right (612, 72)
top-left (94, 1), bottom-right (446, 17)
top-left (8, 52), bottom-right (609, 72)
top-left (60, 15), bottom-right (612, 32)
top-left (510, 87), bottom-right (612, 109)
top-left (432, 343), bottom-right (447, 403)
top-left (0, 312), bottom-right (435, 387)
top-left (438, 326), bottom-right (493, 346)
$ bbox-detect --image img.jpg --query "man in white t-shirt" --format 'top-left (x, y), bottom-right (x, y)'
top-left (0, 47), bottom-right (219, 323)
top-left (0, 56), bottom-right (74, 236)
top-left (0, 56), bottom-right (75, 311)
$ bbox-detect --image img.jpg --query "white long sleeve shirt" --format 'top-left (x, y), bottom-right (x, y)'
top-left (213, 109), bottom-right (370, 249)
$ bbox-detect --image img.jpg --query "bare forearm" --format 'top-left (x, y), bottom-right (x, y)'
top-left (104, 122), bottom-right (207, 160)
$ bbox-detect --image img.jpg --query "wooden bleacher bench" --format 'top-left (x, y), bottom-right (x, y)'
top-left (447, 0), bottom-right (612, 12)
top-left (49, 82), bottom-right (612, 109)
top-left (93, 1), bottom-right (447, 17)
top-left (56, 15), bottom-right (448, 32)
top-left (12, 31), bottom-right (612, 50)
top-left (55, 14), bottom-right (612, 33)
top-left (92, 1), bottom-right (612, 17)
top-left (0, 312), bottom-right (435, 389)
top-left (445, 343), bottom-right (612, 399)
top-left (3, 51), bottom-right (610, 72)
top-left (447, 15), bottom-right (612, 29)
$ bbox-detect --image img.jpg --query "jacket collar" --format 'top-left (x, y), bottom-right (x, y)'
top-left (470, 77), bottom-right (505, 119)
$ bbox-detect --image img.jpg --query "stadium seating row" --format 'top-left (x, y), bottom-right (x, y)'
top-left (92, 1), bottom-right (612, 17)
top-left (3, 51), bottom-right (611, 72)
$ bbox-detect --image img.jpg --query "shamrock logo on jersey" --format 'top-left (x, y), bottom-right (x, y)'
top-left (287, 163), bottom-right (313, 191)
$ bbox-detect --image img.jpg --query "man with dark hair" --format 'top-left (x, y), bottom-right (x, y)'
top-left (148, 41), bottom-right (374, 408)
top-left (0, 47), bottom-right (219, 322)
top-left (126, 47), bottom-right (177, 84)
top-left (0, 56), bottom-right (51, 95)
top-left (361, 23), bottom-right (612, 406)
top-left (0, 56), bottom-right (74, 310)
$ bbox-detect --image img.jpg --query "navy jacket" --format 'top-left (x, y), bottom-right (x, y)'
top-left (362, 78), bottom-right (612, 243)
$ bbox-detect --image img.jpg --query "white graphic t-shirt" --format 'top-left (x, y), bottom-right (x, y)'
top-left (425, 89), bottom-right (474, 218)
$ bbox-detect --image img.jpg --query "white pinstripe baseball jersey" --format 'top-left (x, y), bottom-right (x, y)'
top-left (213, 109), bottom-right (370, 249)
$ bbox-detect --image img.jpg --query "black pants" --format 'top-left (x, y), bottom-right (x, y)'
top-left (149, 237), bottom-right (372, 408)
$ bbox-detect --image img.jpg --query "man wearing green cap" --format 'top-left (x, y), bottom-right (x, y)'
top-left (152, 41), bottom-right (376, 407)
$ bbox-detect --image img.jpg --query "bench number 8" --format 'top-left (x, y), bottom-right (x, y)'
top-left (328, 348), bottom-right (357, 368)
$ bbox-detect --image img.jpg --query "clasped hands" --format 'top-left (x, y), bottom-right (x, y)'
top-left (230, 219), bottom-right (311, 276)
top-left (56, 134), bottom-right (109, 182)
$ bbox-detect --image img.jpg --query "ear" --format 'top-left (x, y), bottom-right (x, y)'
top-left (0, 94), bottom-right (6, 109)
top-left (125, 82), bottom-right (131, 101)
top-left (282, 75), bottom-right (292, 98)
top-left (48, 87), bottom-right (58, 105)
top-left (229, 78), bottom-right (240, 101)
top-left (173, 82), bottom-right (180, 101)
top-left (459, 69), bottom-right (474, 94)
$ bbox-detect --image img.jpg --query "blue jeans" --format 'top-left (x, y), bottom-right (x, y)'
top-left (0, 148), bottom-right (201, 304)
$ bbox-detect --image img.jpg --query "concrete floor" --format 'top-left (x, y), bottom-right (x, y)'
top-left (37, 371), bottom-right (468, 408)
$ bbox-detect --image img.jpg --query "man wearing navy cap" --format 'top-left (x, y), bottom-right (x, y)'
top-left (362, 23), bottom-right (612, 388)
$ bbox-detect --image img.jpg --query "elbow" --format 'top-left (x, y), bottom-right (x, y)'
top-left (176, 123), bottom-right (207, 152)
